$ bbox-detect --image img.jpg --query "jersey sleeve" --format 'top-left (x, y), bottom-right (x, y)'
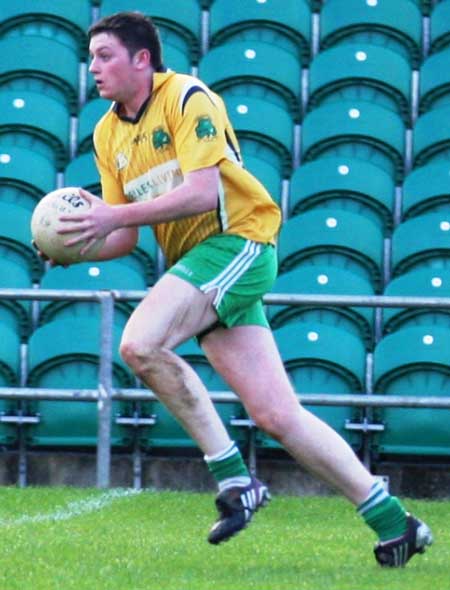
top-left (93, 125), bottom-right (128, 205)
top-left (171, 86), bottom-right (228, 175)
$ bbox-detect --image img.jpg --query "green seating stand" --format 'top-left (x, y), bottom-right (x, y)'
top-left (373, 326), bottom-right (450, 457)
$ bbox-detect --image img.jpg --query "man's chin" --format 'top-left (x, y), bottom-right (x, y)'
top-left (97, 87), bottom-right (113, 100)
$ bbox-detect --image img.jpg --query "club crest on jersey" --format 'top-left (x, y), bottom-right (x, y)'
top-left (152, 126), bottom-right (171, 151)
top-left (116, 152), bottom-right (128, 170)
top-left (195, 115), bottom-right (217, 141)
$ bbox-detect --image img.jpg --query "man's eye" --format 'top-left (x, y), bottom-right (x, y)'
top-left (93, 53), bottom-right (111, 62)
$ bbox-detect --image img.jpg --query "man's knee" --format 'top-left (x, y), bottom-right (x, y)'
top-left (120, 336), bottom-right (159, 376)
top-left (250, 395), bottom-right (308, 441)
top-left (251, 406), bottom-right (293, 441)
top-left (120, 335), bottom-right (186, 384)
top-left (120, 335), bottom-right (204, 406)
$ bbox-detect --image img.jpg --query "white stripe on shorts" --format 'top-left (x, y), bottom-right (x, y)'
top-left (200, 239), bottom-right (262, 308)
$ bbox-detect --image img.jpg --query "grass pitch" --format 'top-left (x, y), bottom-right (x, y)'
top-left (0, 487), bottom-right (447, 590)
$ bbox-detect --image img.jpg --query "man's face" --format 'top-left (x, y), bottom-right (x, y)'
top-left (89, 32), bottom-right (135, 102)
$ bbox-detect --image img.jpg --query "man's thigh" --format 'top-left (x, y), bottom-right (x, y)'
top-left (201, 324), bottom-right (298, 416)
top-left (169, 234), bottom-right (277, 330)
top-left (121, 272), bottom-right (219, 350)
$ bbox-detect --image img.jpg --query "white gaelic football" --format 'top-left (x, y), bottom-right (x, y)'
top-left (31, 187), bottom-right (105, 264)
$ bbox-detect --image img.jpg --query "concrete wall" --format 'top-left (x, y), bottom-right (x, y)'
top-left (1, 450), bottom-right (449, 498)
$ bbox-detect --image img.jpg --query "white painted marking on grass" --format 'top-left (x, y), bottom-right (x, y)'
top-left (0, 488), bottom-right (141, 527)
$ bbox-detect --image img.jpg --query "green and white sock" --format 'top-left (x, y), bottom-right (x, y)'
top-left (205, 441), bottom-right (251, 492)
top-left (358, 481), bottom-right (408, 542)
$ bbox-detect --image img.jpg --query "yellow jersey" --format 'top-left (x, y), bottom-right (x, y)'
top-left (93, 70), bottom-right (282, 266)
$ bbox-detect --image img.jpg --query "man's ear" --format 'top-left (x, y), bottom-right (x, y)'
top-left (133, 48), bottom-right (151, 69)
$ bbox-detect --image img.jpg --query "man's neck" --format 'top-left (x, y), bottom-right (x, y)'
top-left (121, 73), bottom-right (154, 119)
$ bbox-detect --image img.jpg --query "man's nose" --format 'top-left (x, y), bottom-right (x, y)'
top-left (89, 57), bottom-right (99, 73)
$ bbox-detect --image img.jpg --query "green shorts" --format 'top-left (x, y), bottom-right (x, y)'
top-left (168, 234), bottom-right (278, 329)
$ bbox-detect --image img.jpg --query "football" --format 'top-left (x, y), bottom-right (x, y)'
top-left (31, 187), bottom-right (105, 265)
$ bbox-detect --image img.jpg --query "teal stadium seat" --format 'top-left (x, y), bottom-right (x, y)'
top-left (198, 40), bottom-right (303, 122)
top-left (268, 265), bottom-right (375, 350)
top-left (64, 152), bottom-right (101, 195)
top-left (0, 202), bottom-right (44, 282)
top-left (158, 42), bottom-right (192, 74)
top-left (37, 260), bottom-right (147, 328)
top-left (39, 259), bottom-right (147, 292)
top-left (413, 105), bottom-right (450, 166)
top-left (139, 338), bottom-right (249, 449)
top-left (0, 0), bottom-right (92, 59)
top-left (26, 317), bottom-right (135, 448)
top-left (301, 101), bottom-right (405, 183)
top-left (0, 145), bottom-right (56, 211)
top-left (0, 246), bottom-right (34, 289)
top-left (0, 37), bottom-right (80, 115)
top-left (208, 0), bottom-right (311, 66)
top-left (133, 226), bottom-right (160, 285)
top-left (0, 90), bottom-right (70, 170)
top-left (308, 43), bottom-right (412, 125)
top-left (275, 322), bottom-right (367, 396)
top-left (99, 0), bottom-right (201, 65)
top-left (430, 0), bottom-right (450, 53)
top-left (391, 212), bottom-right (450, 276)
top-left (0, 324), bottom-right (20, 387)
top-left (382, 268), bottom-right (450, 334)
top-left (76, 98), bottom-right (111, 154)
top-left (278, 208), bottom-right (384, 292)
top-left (0, 249), bottom-right (34, 347)
top-left (289, 156), bottom-right (395, 233)
top-left (0, 234), bottom-right (34, 343)
top-left (238, 137), bottom-right (292, 182)
top-left (37, 295), bottom-right (132, 336)
top-left (270, 321), bottom-right (366, 451)
top-left (224, 95), bottom-right (293, 179)
top-left (320, 0), bottom-right (422, 68)
top-left (373, 326), bottom-right (450, 457)
top-left (402, 161), bottom-right (450, 219)
top-left (243, 154), bottom-right (282, 204)
top-left (419, 47), bottom-right (450, 113)
top-left (0, 299), bottom-right (31, 344)
top-left (0, 323), bottom-right (20, 446)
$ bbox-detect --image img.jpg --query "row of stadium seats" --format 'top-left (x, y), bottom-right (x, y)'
top-left (2, 25), bottom-right (450, 107)
top-left (2, 1), bottom-right (450, 110)
top-left (2, 165), bottom-right (450, 294)
top-left (4, 44), bottom-right (450, 176)
top-left (4, 89), bottom-right (450, 207)
top-left (2, 202), bottom-right (450, 320)
top-left (1, 0), bottom-right (449, 64)
top-left (1, 302), bottom-right (449, 458)
top-left (4, 241), bottom-right (450, 345)
top-left (2, 1), bottom-right (450, 464)
top-left (3, 111), bottom-right (450, 220)
top-left (3, 0), bottom-right (450, 189)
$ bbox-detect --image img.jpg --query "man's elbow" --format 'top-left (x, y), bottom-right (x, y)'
top-left (186, 166), bottom-right (220, 212)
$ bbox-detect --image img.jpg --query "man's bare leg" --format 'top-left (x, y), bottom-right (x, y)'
top-left (119, 273), bottom-right (232, 456)
top-left (202, 324), bottom-right (374, 504)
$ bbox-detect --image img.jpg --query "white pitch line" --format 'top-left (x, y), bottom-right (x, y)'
top-left (0, 488), bottom-right (142, 527)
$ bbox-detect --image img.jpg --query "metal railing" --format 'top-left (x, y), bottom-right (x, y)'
top-left (2, 287), bottom-right (450, 488)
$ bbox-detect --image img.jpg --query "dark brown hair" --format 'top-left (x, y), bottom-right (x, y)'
top-left (88, 11), bottom-right (163, 70)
